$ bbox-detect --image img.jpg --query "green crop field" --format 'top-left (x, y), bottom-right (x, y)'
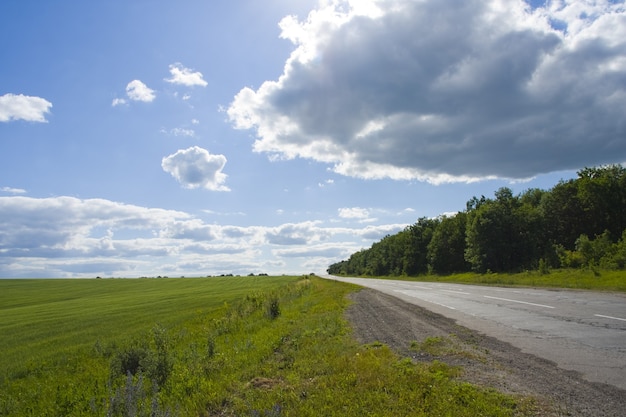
top-left (0, 276), bottom-right (532, 416)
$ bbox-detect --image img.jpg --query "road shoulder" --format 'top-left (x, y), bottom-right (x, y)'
top-left (345, 288), bottom-right (625, 417)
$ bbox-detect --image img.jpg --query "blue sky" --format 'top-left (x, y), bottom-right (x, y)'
top-left (1, 0), bottom-right (625, 278)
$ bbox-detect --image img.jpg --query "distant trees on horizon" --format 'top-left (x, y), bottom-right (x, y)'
top-left (327, 165), bottom-right (626, 276)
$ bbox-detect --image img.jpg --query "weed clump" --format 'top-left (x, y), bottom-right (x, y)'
top-left (110, 344), bottom-right (149, 378)
top-left (110, 325), bottom-right (172, 387)
top-left (206, 335), bottom-right (216, 359)
top-left (266, 296), bottom-right (281, 320)
top-left (100, 372), bottom-right (174, 417)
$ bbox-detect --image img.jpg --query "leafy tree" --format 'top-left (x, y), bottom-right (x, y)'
top-left (465, 188), bottom-right (517, 272)
top-left (402, 218), bottom-right (439, 275)
top-left (346, 249), bottom-right (367, 275)
top-left (517, 188), bottom-right (550, 267)
top-left (602, 230), bottom-right (626, 269)
top-left (576, 165), bottom-right (626, 241)
top-left (555, 244), bottom-right (585, 269)
top-left (576, 230), bottom-right (614, 267)
top-left (427, 213), bottom-right (468, 274)
top-left (465, 188), bottom-right (542, 272)
top-left (541, 179), bottom-right (585, 250)
top-left (542, 165), bottom-right (626, 250)
top-left (327, 260), bottom-right (348, 275)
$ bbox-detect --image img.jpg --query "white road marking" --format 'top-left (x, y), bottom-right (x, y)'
top-left (594, 314), bottom-right (626, 322)
top-left (483, 295), bottom-right (555, 309)
top-left (431, 302), bottom-right (457, 310)
top-left (407, 285), bottom-right (432, 290)
top-left (393, 289), bottom-right (456, 310)
top-left (491, 289), bottom-right (521, 294)
top-left (441, 289), bottom-right (471, 295)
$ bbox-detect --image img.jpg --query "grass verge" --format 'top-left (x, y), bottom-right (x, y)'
top-left (1, 276), bottom-right (532, 416)
top-left (365, 269), bottom-right (626, 292)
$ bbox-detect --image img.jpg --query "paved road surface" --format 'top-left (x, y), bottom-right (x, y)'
top-left (322, 275), bottom-right (626, 390)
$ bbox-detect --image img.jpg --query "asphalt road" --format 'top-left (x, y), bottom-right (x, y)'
top-left (322, 275), bottom-right (626, 390)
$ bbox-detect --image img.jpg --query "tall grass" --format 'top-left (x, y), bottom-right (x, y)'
top-left (0, 276), bottom-right (530, 416)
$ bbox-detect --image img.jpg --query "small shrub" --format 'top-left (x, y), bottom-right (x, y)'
top-left (206, 335), bottom-right (216, 359)
top-left (411, 336), bottom-right (446, 355)
top-left (266, 297), bottom-right (280, 320)
top-left (111, 344), bottom-right (150, 379)
top-left (94, 339), bottom-right (117, 358)
top-left (110, 326), bottom-right (172, 387)
top-left (103, 372), bottom-right (173, 417)
top-left (145, 325), bottom-right (171, 386)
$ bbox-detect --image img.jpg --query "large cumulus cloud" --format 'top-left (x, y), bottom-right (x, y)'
top-left (228, 0), bottom-right (626, 183)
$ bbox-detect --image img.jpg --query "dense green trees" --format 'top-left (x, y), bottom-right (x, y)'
top-left (327, 165), bottom-right (626, 276)
top-left (465, 187), bottom-right (548, 273)
top-left (427, 212), bottom-right (468, 274)
top-left (330, 218), bottom-right (440, 277)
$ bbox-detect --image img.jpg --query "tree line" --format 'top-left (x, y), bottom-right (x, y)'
top-left (327, 165), bottom-right (626, 276)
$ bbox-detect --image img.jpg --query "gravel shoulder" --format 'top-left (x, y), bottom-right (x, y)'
top-left (345, 288), bottom-right (626, 417)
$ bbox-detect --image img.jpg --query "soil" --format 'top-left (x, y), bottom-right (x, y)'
top-left (345, 288), bottom-right (626, 417)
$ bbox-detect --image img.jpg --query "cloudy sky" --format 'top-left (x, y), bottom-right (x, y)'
top-left (1, 0), bottom-right (625, 278)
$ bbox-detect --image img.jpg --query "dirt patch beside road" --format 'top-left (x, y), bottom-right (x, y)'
top-left (345, 289), bottom-right (625, 417)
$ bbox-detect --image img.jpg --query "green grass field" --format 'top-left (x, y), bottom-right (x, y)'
top-left (0, 276), bottom-right (532, 416)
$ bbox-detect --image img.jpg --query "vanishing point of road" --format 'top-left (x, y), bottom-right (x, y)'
top-left (322, 275), bottom-right (626, 391)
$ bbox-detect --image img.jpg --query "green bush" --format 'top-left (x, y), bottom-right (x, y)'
top-left (111, 344), bottom-right (150, 379)
top-left (110, 325), bottom-right (171, 387)
top-left (266, 296), bottom-right (280, 320)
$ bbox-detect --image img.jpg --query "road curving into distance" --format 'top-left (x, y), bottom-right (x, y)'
top-left (321, 275), bottom-right (626, 391)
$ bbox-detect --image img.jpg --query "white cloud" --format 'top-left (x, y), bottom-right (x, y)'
top-left (203, 209), bottom-right (246, 217)
top-left (338, 207), bottom-right (370, 219)
top-left (161, 146), bottom-right (230, 191)
top-left (0, 196), bottom-right (192, 259)
top-left (0, 196), bottom-right (411, 277)
top-left (165, 63), bottom-right (208, 87)
top-left (228, 0), bottom-right (626, 183)
top-left (126, 80), bottom-right (156, 102)
top-left (111, 98), bottom-right (127, 107)
top-left (272, 242), bottom-right (352, 258)
top-left (0, 196), bottom-right (220, 277)
top-left (160, 218), bottom-right (216, 241)
top-left (1, 187), bottom-right (26, 194)
top-left (162, 127), bottom-right (195, 137)
top-left (0, 93), bottom-right (52, 122)
top-left (266, 221), bottom-right (329, 245)
top-left (359, 223), bottom-right (406, 240)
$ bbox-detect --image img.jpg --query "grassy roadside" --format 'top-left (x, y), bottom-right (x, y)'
top-left (1, 276), bottom-right (532, 416)
top-left (352, 269), bottom-right (626, 292)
